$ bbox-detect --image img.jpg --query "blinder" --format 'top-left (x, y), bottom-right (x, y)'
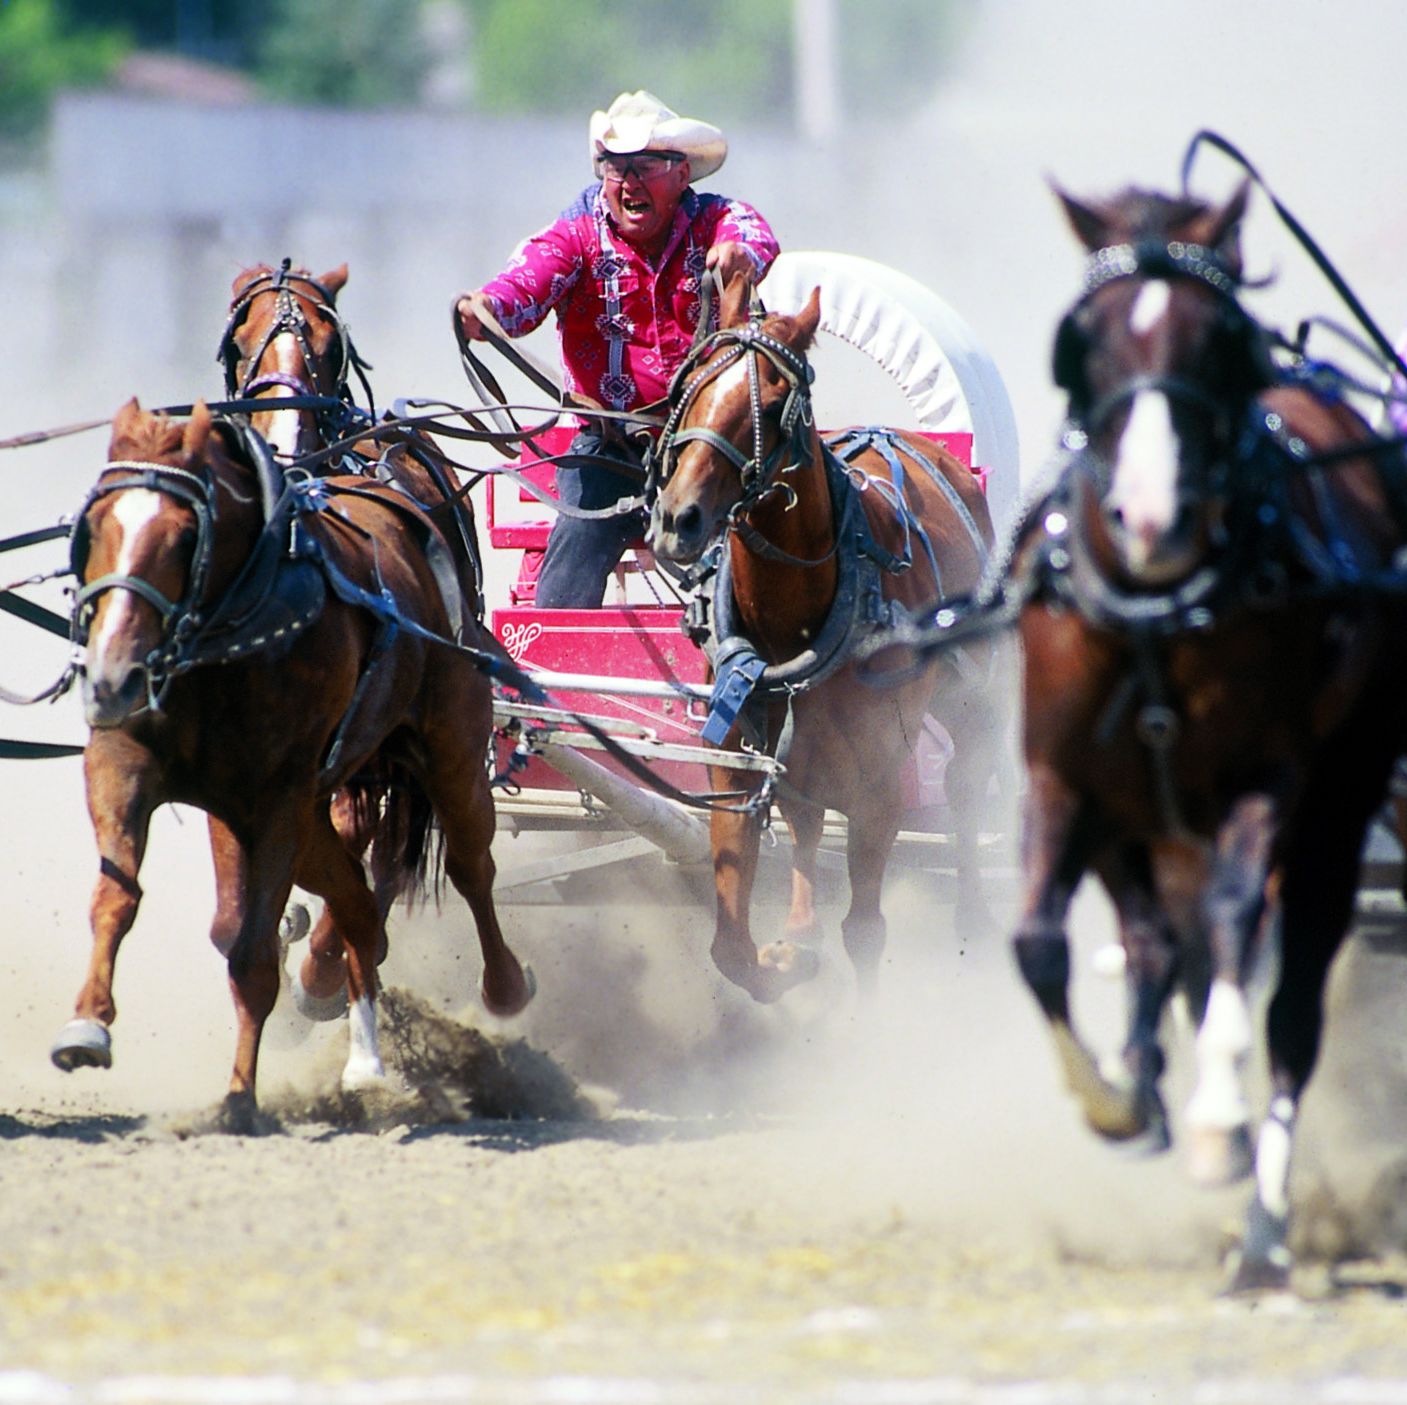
top-left (70, 461), bottom-right (217, 672)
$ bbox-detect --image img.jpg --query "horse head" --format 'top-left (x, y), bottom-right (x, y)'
top-left (647, 275), bottom-right (822, 565)
top-left (76, 399), bottom-right (253, 728)
top-left (218, 259), bottom-right (353, 459)
top-left (1051, 179), bottom-right (1273, 587)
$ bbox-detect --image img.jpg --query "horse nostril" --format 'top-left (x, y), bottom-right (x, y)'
top-left (676, 504), bottom-right (703, 543)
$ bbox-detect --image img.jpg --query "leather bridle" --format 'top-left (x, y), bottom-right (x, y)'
top-left (649, 317), bottom-right (816, 525)
top-left (217, 259), bottom-right (375, 431)
top-left (70, 461), bottom-right (218, 710)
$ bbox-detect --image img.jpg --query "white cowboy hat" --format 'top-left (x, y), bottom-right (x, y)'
top-left (589, 90), bottom-right (727, 182)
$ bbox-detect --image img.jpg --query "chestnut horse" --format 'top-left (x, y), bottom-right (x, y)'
top-left (51, 400), bottom-right (533, 1127)
top-left (648, 276), bottom-right (1005, 1003)
top-left (1004, 180), bottom-right (1407, 1288)
top-left (215, 260), bottom-right (486, 1017)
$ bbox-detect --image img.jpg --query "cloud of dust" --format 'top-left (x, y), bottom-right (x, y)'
top-left (363, 805), bottom-right (1249, 1272)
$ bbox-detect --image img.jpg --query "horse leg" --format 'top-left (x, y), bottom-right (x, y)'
top-left (292, 809), bottom-right (391, 1091)
top-left (220, 840), bottom-right (295, 1130)
top-left (1224, 768), bottom-right (1381, 1293)
top-left (931, 642), bottom-right (1020, 939)
top-left (1095, 842), bottom-right (1179, 1150)
top-left (709, 778), bottom-right (820, 1003)
top-left (1011, 766), bottom-right (1130, 1133)
top-left (781, 797), bottom-right (825, 947)
top-left (208, 817), bottom-right (247, 957)
top-left (839, 798), bottom-right (902, 1000)
top-left (51, 744), bottom-right (158, 1073)
top-left (932, 690), bottom-right (1005, 939)
top-left (418, 722), bottom-right (534, 1019)
top-left (1183, 793), bottom-right (1276, 1188)
top-left (290, 789), bottom-right (374, 1021)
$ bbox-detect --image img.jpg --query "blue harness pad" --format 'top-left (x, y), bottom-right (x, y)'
top-left (702, 643), bottom-right (769, 746)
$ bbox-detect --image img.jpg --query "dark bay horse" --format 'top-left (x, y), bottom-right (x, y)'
top-left (647, 276), bottom-right (1006, 1003)
top-left (1003, 180), bottom-right (1407, 1288)
top-left (51, 399), bottom-right (533, 1127)
top-left (216, 260), bottom-right (487, 1018)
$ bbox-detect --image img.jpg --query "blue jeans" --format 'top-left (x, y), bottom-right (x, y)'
top-left (534, 430), bottom-right (648, 609)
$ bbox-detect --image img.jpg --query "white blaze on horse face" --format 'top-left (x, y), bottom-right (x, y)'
top-left (691, 355), bottom-right (751, 463)
top-left (90, 489), bottom-right (166, 669)
top-left (1129, 280), bottom-right (1171, 336)
top-left (1106, 278), bottom-right (1182, 572)
top-left (1109, 389), bottom-right (1179, 566)
top-left (259, 332), bottom-right (305, 458)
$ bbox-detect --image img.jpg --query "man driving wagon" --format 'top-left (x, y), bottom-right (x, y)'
top-left (455, 89), bottom-right (779, 608)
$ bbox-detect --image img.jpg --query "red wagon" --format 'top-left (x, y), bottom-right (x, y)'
top-left (481, 252), bottom-right (1022, 899)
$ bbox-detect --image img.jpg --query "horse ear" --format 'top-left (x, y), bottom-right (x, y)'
top-left (794, 287), bottom-right (823, 346)
top-left (320, 264), bottom-right (349, 297)
top-left (720, 269), bottom-right (753, 328)
top-left (111, 397), bottom-right (143, 435)
top-left (1200, 178), bottom-right (1251, 271)
top-left (108, 397), bottom-right (143, 455)
top-left (231, 265), bottom-right (264, 297)
top-left (1052, 181), bottom-right (1109, 252)
top-left (183, 401), bottom-right (213, 460)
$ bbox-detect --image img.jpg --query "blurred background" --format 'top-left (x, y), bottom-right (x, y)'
top-left (5, 0), bottom-right (1404, 477)
top-left (0, 0), bottom-right (1403, 1112)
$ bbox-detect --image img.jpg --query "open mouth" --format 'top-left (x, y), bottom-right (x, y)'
top-left (621, 194), bottom-right (653, 220)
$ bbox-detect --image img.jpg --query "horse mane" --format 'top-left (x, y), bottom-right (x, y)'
top-left (232, 262), bottom-right (275, 298)
top-left (1091, 186), bottom-right (1217, 242)
top-left (231, 261), bottom-right (346, 302)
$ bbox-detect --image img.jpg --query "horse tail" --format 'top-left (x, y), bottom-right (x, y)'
top-left (343, 762), bottom-right (440, 912)
top-left (377, 771), bottom-right (439, 908)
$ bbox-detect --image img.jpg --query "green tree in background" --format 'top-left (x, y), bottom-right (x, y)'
top-left (0, 0), bottom-right (126, 144)
top-left (464, 0), bottom-right (965, 124)
top-left (257, 0), bottom-right (429, 107)
top-left (57, 0), bottom-right (269, 64)
top-left (0, 0), bottom-right (966, 152)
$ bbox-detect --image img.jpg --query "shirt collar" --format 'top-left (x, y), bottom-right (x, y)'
top-left (593, 184), bottom-right (699, 267)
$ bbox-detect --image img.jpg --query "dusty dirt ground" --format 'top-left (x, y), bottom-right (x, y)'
top-left (3, 799), bottom-right (1407, 1404)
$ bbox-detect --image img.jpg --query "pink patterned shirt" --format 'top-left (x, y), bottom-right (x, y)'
top-left (479, 185), bottom-right (779, 419)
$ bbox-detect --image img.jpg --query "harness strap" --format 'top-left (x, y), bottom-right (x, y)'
top-left (1182, 130), bottom-right (1407, 379)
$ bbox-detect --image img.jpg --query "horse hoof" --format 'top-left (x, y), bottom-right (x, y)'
top-left (215, 1091), bottom-right (268, 1136)
top-left (1222, 1247), bottom-right (1292, 1296)
top-left (481, 963), bottom-right (537, 1019)
top-left (1118, 1113), bottom-right (1172, 1159)
top-left (340, 1057), bottom-right (388, 1093)
top-left (279, 902), bottom-right (312, 947)
top-left (744, 941), bottom-right (822, 1003)
top-left (290, 969), bottom-right (349, 1022)
top-left (1186, 1123), bottom-right (1254, 1187)
top-left (50, 1019), bottom-right (112, 1072)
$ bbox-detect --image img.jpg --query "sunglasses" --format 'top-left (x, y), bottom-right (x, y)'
top-left (599, 152), bottom-right (683, 182)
